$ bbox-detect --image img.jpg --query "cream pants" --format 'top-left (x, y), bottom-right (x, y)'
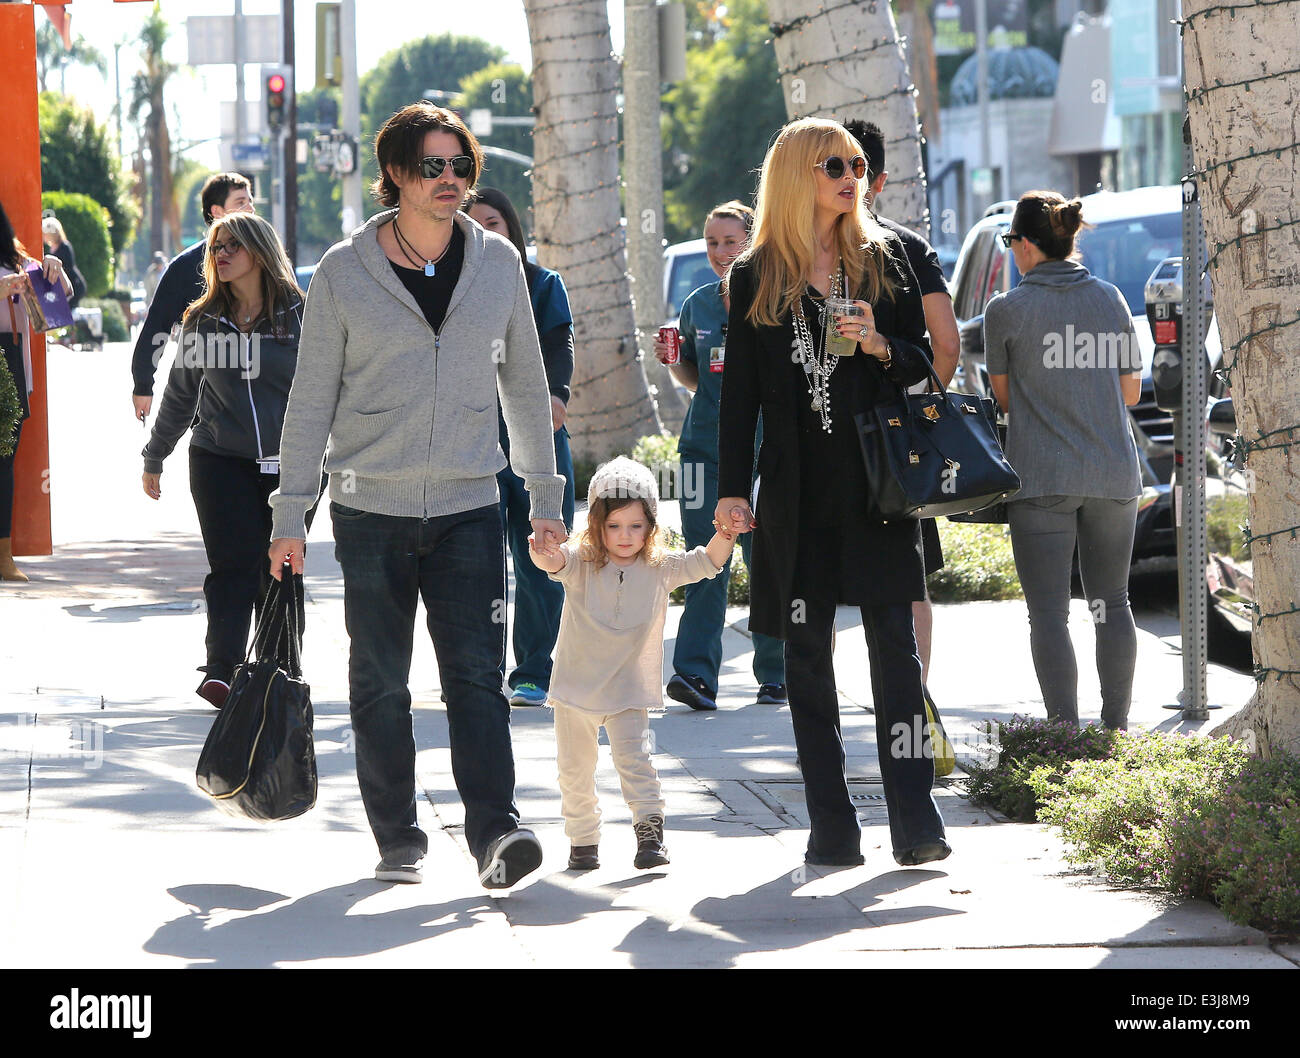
top-left (553, 704), bottom-right (665, 845)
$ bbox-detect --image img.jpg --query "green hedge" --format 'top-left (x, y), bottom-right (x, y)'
top-left (928, 520), bottom-right (1023, 602)
top-left (41, 191), bottom-right (113, 297)
top-left (1207, 492), bottom-right (1250, 561)
top-left (0, 354), bottom-right (21, 458)
top-left (81, 298), bottom-right (129, 343)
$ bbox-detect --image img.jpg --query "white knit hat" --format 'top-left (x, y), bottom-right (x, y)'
top-left (587, 456), bottom-right (659, 517)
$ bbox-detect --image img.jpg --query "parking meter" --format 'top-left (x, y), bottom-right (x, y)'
top-left (1144, 256), bottom-right (1213, 414)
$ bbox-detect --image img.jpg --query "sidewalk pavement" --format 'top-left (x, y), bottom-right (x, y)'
top-left (0, 342), bottom-right (1293, 970)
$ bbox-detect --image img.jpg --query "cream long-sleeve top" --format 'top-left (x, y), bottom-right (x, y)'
top-left (547, 542), bottom-right (723, 715)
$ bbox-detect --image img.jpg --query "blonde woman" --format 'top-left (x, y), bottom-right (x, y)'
top-left (141, 213), bottom-right (319, 708)
top-left (716, 118), bottom-right (950, 868)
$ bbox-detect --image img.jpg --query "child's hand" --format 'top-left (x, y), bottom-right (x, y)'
top-left (527, 533), bottom-right (554, 557)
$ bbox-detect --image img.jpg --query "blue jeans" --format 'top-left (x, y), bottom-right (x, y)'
top-left (673, 457), bottom-right (785, 692)
top-left (498, 426), bottom-right (576, 690)
top-left (331, 501), bottom-right (520, 860)
top-left (1008, 494), bottom-right (1138, 730)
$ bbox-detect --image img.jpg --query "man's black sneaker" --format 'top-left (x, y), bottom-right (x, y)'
top-left (477, 827), bottom-right (543, 889)
top-left (567, 844), bottom-right (600, 871)
top-left (375, 849), bottom-right (424, 883)
top-left (755, 683), bottom-right (787, 705)
top-left (666, 674), bottom-right (716, 711)
top-left (633, 816), bottom-right (670, 869)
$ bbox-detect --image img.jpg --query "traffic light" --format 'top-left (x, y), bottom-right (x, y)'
top-left (265, 68), bottom-right (288, 132)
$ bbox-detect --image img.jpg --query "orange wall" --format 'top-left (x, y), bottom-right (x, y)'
top-left (3, 3), bottom-right (52, 556)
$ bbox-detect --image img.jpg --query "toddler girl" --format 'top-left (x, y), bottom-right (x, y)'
top-left (529, 456), bottom-right (736, 870)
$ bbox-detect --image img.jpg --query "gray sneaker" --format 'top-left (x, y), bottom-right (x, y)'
top-left (375, 850), bottom-right (424, 884)
top-left (477, 828), bottom-right (543, 889)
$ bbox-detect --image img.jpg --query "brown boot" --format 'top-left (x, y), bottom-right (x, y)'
top-left (0, 538), bottom-right (28, 582)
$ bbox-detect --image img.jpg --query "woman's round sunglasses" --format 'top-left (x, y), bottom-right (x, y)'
top-left (420, 155), bottom-right (474, 180)
top-left (209, 238), bottom-right (244, 259)
top-left (814, 155), bottom-right (868, 181)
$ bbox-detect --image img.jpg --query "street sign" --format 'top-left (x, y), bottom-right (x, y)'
top-left (232, 143), bottom-right (270, 167)
top-left (187, 14), bottom-right (282, 65)
top-left (971, 167), bottom-right (994, 196)
top-left (316, 3), bottom-right (342, 89)
top-left (469, 109), bottom-right (492, 137)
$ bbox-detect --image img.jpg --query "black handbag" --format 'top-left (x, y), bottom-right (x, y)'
top-left (196, 569), bottom-right (317, 821)
top-left (855, 358), bottom-right (1020, 520)
top-left (947, 416), bottom-right (1012, 524)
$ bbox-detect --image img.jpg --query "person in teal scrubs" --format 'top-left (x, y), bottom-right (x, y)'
top-left (654, 201), bottom-right (786, 711)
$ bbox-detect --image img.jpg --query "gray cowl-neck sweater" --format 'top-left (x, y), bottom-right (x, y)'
top-left (270, 209), bottom-right (564, 540)
top-left (983, 259), bottom-right (1141, 501)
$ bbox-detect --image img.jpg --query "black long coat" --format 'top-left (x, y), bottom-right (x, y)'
top-left (718, 233), bottom-right (935, 639)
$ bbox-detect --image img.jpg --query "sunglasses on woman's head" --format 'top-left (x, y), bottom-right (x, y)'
top-left (814, 155), bottom-right (869, 181)
top-left (419, 155), bottom-right (474, 180)
top-left (209, 239), bottom-right (243, 258)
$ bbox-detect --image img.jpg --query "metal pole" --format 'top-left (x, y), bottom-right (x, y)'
top-left (1179, 123), bottom-right (1210, 721)
top-left (340, 0), bottom-right (362, 235)
top-left (975, 0), bottom-right (991, 213)
top-left (233, 0), bottom-right (244, 149)
top-left (282, 0), bottom-right (297, 265)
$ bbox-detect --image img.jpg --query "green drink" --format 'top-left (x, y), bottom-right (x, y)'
top-left (825, 297), bottom-right (863, 356)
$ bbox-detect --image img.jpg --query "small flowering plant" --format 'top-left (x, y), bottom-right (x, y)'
top-left (962, 715), bottom-right (1118, 822)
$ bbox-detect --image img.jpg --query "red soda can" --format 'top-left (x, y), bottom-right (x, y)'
top-left (658, 325), bottom-right (681, 365)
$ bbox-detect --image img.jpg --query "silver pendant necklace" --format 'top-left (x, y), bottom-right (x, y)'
top-left (394, 217), bottom-right (450, 277)
top-left (791, 263), bottom-right (843, 433)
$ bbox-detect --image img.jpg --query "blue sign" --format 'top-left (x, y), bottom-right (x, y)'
top-left (231, 143), bottom-right (270, 167)
top-left (1111, 0), bottom-right (1160, 116)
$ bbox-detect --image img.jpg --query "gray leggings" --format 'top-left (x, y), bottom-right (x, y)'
top-left (1008, 494), bottom-right (1138, 729)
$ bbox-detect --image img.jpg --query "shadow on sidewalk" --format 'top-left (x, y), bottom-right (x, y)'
top-left (144, 882), bottom-right (492, 968)
top-left (4, 534), bottom-right (208, 604)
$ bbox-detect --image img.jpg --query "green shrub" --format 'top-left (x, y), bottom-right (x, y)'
top-left (81, 298), bottom-right (128, 343)
top-left (1165, 753), bottom-right (1300, 932)
top-left (1028, 732), bottom-right (1249, 886)
top-left (41, 191), bottom-right (113, 297)
top-left (572, 457), bottom-right (598, 502)
top-left (631, 431), bottom-right (682, 498)
top-left (963, 715), bottom-right (1117, 821)
top-left (0, 354), bottom-right (21, 458)
top-left (1207, 493), bottom-right (1251, 561)
top-left (928, 520), bottom-right (1023, 602)
top-left (664, 526), bottom-right (748, 605)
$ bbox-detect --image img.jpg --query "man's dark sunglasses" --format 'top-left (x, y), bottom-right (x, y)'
top-left (420, 155), bottom-right (474, 180)
top-left (999, 231), bottom-right (1031, 248)
top-left (815, 155), bottom-right (869, 181)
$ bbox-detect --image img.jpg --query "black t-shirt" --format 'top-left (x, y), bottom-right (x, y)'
top-left (876, 215), bottom-right (949, 298)
top-left (388, 223), bottom-right (465, 334)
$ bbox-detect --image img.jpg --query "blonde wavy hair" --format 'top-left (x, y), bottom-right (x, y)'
top-left (184, 213), bottom-right (303, 337)
top-left (730, 118), bottom-right (895, 327)
top-left (577, 496), bottom-right (668, 569)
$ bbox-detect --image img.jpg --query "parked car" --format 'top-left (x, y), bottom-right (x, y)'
top-left (662, 239), bottom-right (715, 325)
top-left (294, 264), bottom-right (317, 292)
top-left (946, 186), bottom-right (1232, 563)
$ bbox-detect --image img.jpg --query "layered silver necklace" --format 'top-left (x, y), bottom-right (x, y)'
top-left (791, 262), bottom-right (844, 433)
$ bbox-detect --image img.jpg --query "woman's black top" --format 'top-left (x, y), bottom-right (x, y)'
top-left (717, 240), bottom-right (935, 630)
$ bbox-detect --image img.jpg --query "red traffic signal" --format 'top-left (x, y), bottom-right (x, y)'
top-left (265, 69), bottom-right (288, 131)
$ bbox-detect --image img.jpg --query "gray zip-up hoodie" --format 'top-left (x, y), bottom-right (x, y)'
top-left (269, 209), bottom-right (564, 541)
top-left (983, 259), bottom-right (1141, 501)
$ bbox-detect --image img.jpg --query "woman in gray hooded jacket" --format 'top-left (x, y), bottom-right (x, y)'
top-left (984, 190), bottom-right (1143, 731)
top-left (142, 213), bottom-right (320, 708)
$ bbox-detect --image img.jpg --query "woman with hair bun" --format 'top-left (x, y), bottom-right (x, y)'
top-left (984, 190), bottom-right (1143, 731)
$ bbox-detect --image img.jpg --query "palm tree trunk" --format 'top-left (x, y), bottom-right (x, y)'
top-left (767, 0), bottom-right (930, 239)
top-left (524, 0), bottom-right (662, 462)
top-left (1185, 0), bottom-right (1300, 756)
top-left (624, 0), bottom-right (686, 432)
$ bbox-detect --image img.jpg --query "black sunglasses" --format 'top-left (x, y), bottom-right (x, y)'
top-left (999, 232), bottom-right (1031, 248)
top-left (814, 155), bottom-right (869, 181)
top-left (419, 155), bottom-right (474, 180)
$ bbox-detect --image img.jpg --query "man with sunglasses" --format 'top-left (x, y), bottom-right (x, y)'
top-left (129, 173), bottom-right (255, 423)
top-left (268, 103), bottom-right (566, 891)
top-left (842, 120), bottom-right (960, 688)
